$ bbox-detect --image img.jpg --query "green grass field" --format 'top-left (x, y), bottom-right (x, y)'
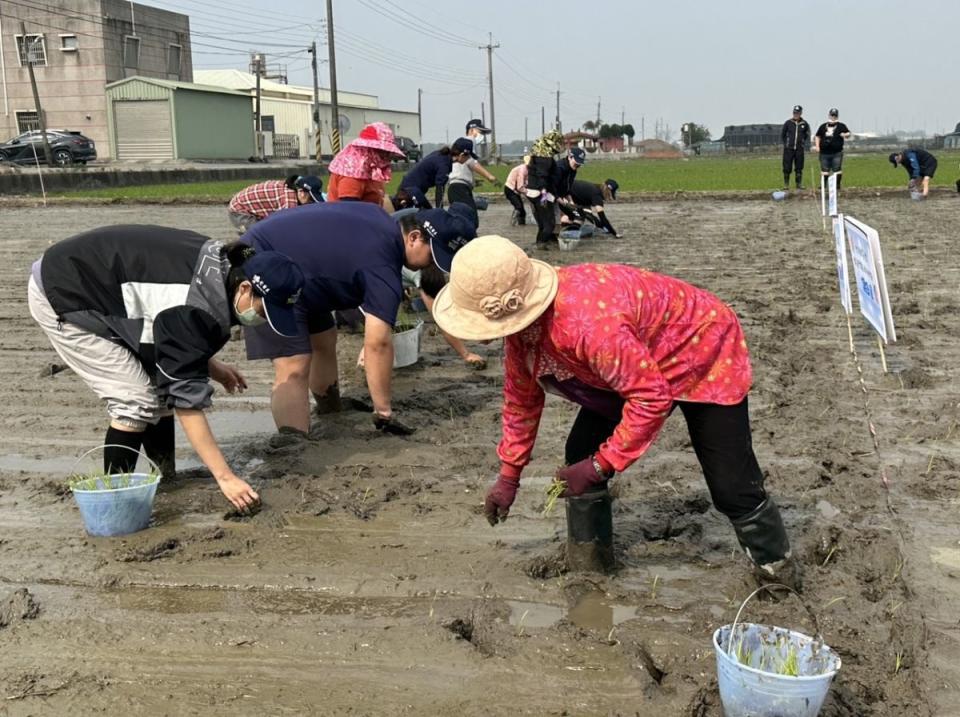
top-left (51, 151), bottom-right (960, 200)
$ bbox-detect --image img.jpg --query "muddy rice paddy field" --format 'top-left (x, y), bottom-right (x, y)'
top-left (0, 195), bottom-right (958, 716)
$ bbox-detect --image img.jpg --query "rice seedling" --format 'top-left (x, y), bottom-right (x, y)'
top-left (394, 309), bottom-right (419, 333)
top-left (895, 650), bottom-right (904, 674)
top-left (542, 479), bottom-right (566, 516)
top-left (66, 470), bottom-right (159, 491)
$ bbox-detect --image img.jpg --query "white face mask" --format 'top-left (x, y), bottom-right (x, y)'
top-left (472, 132), bottom-right (486, 144)
top-left (234, 290), bottom-right (266, 327)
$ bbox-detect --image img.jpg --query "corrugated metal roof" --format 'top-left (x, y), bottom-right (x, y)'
top-left (106, 76), bottom-right (250, 97)
top-left (194, 69), bottom-right (379, 108)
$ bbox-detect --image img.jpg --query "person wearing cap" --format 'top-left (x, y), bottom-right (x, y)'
top-left (227, 175), bottom-right (324, 235)
top-left (814, 109), bottom-right (852, 191)
top-left (397, 140), bottom-right (476, 210)
top-left (28, 226), bottom-right (304, 511)
top-left (241, 202), bottom-right (476, 438)
top-left (780, 105), bottom-right (811, 190)
top-left (565, 179), bottom-right (622, 238)
top-left (446, 136), bottom-right (499, 223)
top-left (433, 236), bottom-right (800, 589)
top-left (327, 122), bottom-right (406, 208)
top-left (889, 148), bottom-right (938, 198)
top-left (504, 158), bottom-right (530, 226)
top-left (526, 130), bottom-right (566, 249)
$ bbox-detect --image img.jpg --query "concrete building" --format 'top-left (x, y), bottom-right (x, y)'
top-left (106, 77), bottom-right (254, 160)
top-left (0, 0), bottom-right (192, 158)
top-left (720, 124), bottom-right (781, 150)
top-left (194, 69), bottom-right (420, 159)
top-left (944, 122), bottom-right (960, 150)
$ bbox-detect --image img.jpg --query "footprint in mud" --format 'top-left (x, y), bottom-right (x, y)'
top-left (0, 588), bottom-right (41, 628)
top-left (115, 527), bottom-right (254, 563)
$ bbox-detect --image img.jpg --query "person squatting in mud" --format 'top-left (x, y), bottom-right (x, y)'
top-left (239, 201), bottom-right (477, 439)
top-left (560, 179), bottom-right (623, 238)
top-left (28, 226), bottom-right (305, 511)
top-left (433, 236), bottom-right (801, 589)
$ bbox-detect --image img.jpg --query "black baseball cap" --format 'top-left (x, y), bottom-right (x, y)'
top-left (242, 251), bottom-right (305, 337)
top-left (888, 152), bottom-right (901, 167)
top-left (294, 175), bottom-right (323, 203)
top-left (828, 108), bottom-right (839, 117)
top-left (793, 105), bottom-right (802, 113)
top-left (465, 118), bottom-right (491, 134)
top-left (570, 147), bottom-right (587, 165)
top-left (452, 137), bottom-right (477, 159)
top-left (605, 178), bottom-right (619, 198)
top-left (418, 204), bottom-right (478, 272)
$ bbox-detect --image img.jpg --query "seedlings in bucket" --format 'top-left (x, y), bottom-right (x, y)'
top-left (394, 310), bottom-right (419, 333)
top-left (67, 471), bottom-right (160, 491)
top-left (542, 479), bottom-right (566, 516)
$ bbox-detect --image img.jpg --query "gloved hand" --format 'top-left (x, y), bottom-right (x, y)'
top-left (558, 456), bottom-right (611, 497)
top-left (373, 413), bottom-right (416, 436)
top-left (484, 475), bottom-right (520, 526)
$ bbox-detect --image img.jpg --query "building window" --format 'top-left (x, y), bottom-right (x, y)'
top-left (167, 44), bottom-right (181, 76)
top-left (16, 111), bottom-right (40, 133)
top-left (16, 34), bottom-right (47, 66)
top-left (60, 35), bottom-right (78, 52)
top-left (261, 116), bottom-right (276, 133)
top-left (123, 35), bottom-right (140, 69)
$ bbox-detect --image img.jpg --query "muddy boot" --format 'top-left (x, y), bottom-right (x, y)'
top-left (312, 383), bottom-right (342, 417)
top-left (731, 498), bottom-right (802, 592)
top-left (268, 426), bottom-right (309, 450)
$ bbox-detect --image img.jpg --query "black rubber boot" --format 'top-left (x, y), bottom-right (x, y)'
top-left (731, 498), bottom-right (802, 591)
top-left (103, 426), bottom-right (142, 474)
top-left (312, 382), bottom-right (342, 417)
top-left (783, 174), bottom-right (790, 190)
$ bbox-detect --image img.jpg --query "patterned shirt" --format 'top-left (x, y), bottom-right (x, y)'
top-left (228, 180), bottom-right (298, 220)
top-left (498, 264), bottom-right (752, 474)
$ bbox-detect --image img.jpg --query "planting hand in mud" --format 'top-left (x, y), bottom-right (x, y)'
top-left (372, 412), bottom-right (416, 436)
top-left (557, 456), bottom-right (612, 497)
top-left (208, 358), bottom-right (247, 394)
top-left (484, 475), bottom-right (519, 525)
top-left (217, 473), bottom-right (261, 512)
top-left (462, 352), bottom-right (487, 369)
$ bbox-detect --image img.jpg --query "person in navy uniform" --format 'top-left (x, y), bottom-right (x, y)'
top-left (780, 105), bottom-right (810, 190)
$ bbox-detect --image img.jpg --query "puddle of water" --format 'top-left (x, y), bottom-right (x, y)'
top-left (184, 410), bottom-right (277, 442)
top-left (930, 546), bottom-right (960, 570)
top-left (0, 453), bottom-right (77, 474)
top-left (507, 592), bottom-right (638, 632)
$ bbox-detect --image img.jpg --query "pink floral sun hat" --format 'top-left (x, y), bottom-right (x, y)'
top-left (350, 122), bottom-right (405, 156)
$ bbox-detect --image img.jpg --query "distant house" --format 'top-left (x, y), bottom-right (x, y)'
top-left (563, 131), bottom-right (598, 151)
top-left (634, 139), bottom-right (681, 158)
top-left (0, 0), bottom-right (192, 158)
top-left (944, 121), bottom-right (960, 149)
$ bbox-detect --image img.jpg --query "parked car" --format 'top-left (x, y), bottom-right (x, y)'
top-left (394, 136), bottom-right (421, 163)
top-left (0, 130), bottom-right (97, 166)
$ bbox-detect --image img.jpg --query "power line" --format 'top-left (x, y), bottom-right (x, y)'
top-left (375, 0), bottom-right (479, 46)
top-left (353, 0), bottom-right (475, 48)
top-left (333, 27), bottom-right (484, 83)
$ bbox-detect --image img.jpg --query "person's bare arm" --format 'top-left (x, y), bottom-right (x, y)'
top-left (362, 313), bottom-right (394, 416)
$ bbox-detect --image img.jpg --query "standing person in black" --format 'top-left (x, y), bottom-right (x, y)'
top-left (814, 108), bottom-right (852, 190)
top-left (780, 105), bottom-right (810, 190)
top-left (527, 130), bottom-right (565, 250)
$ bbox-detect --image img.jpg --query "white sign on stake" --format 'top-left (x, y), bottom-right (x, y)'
top-left (844, 215), bottom-right (896, 342)
top-left (833, 215), bottom-right (852, 314)
top-left (827, 174), bottom-right (838, 217)
top-left (820, 174), bottom-right (826, 216)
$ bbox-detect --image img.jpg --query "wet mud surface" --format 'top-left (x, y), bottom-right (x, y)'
top-left (1, 197), bottom-right (958, 715)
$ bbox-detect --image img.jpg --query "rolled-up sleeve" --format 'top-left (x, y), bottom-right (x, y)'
top-left (152, 307), bottom-right (229, 411)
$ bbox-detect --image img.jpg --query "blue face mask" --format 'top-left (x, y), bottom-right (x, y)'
top-left (234, 290), bottom-right (266, 327)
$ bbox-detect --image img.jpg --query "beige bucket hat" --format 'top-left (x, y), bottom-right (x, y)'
top-left (433, 235), bottom-right (559, 341)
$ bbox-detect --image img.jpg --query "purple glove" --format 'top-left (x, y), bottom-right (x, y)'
top-left (484, 476), bottom-right (520, 526)
top-left (558, 456), bottom-right (610, 498)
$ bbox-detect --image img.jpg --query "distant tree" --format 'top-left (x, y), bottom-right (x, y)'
top-left (598, 123), bottom-right (624, 139)
top-left (582, 119), bottom-right (597, 132)
top-left (682, 123), bottom-right (711, 146)
top-left (622, 124), bottom-right (635, 145)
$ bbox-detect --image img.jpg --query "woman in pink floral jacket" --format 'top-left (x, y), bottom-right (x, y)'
top-left (434, 236), bottom-right (799, 587)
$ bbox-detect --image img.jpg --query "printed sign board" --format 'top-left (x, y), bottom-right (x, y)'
top-left (844, 215), bottom-right (896, 342)
top-left (828, 174), bottom-right (838, 216)
top-left (833, 215), bottom-right (852, 314)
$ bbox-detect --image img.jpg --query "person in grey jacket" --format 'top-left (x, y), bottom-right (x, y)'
top-left (29, 225), bottom-right (304, 511)
top-left (780, 105), bottom-right (810, 189)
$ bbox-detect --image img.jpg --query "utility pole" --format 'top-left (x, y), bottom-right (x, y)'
top-left (479, 32), bottom-right (499, 161)
top-left (555, 83), bottom-right (561, 132)
top-left (325, 0), bottom-right (341, 154)
top-left (541, 106), bottom-right (545, 135)
top-left (596, 96), bottom-right (601, 129)
top-left (253, 53), bottom-right (262, 159)
top-left (417, 88), bottom-right (422, 142)
top-left (524, 116), bottom-right (528, 145)
top-left (621, 106), bottom-right (625, 126)
top-left (308, 41), bottom-right (321, 161)
top-left (21, 22), bottom-right (53, 166)
top-left (641, 116), bottom-right (645, 140)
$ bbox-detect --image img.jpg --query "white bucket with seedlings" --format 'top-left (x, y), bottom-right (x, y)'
top-left (393, 316), bottom-right (424, 368)
top-left (713, 585), bottom-right (841, 717)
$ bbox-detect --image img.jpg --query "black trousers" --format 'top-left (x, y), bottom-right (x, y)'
top-left (446, 182), bottom-right (479, 225)
top-left (782, 148), bottom-right (804, 184)
top-left (503, 186), bottom-right (526, 221)
top-left (564, 397), bottom-right (766, 520)
top-left (532, 197), bottom-right (556, 244)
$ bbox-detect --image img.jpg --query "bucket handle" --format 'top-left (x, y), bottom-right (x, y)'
top-left (727, 584), bottom-right (824, 658)
top-left (69, 444), bottom-right (161, 479)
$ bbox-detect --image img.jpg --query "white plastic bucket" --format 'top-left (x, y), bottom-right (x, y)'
top-left (714, 585), bottom-right (841, 717)
top-left (557, 235), bottom-right (580, 251)
top-left (772, 190), bottom-right (787, 201)
top-left (393, 320), bottom-right (423, 368)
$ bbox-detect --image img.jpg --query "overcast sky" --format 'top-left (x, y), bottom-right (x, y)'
top-left (158, 0), bottom-right (960, 143)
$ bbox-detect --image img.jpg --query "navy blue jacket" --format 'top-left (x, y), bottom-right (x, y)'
top-left (901, 149), bottom-right (938, 179)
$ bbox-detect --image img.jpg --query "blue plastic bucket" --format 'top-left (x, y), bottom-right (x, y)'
top-left (714, 585), bottom-right (841, 717)
top-left (72, 474), bottom-right (160, 536)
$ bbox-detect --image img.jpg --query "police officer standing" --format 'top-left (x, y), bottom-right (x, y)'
top-left (781, 105), bottom-right (810, 190)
